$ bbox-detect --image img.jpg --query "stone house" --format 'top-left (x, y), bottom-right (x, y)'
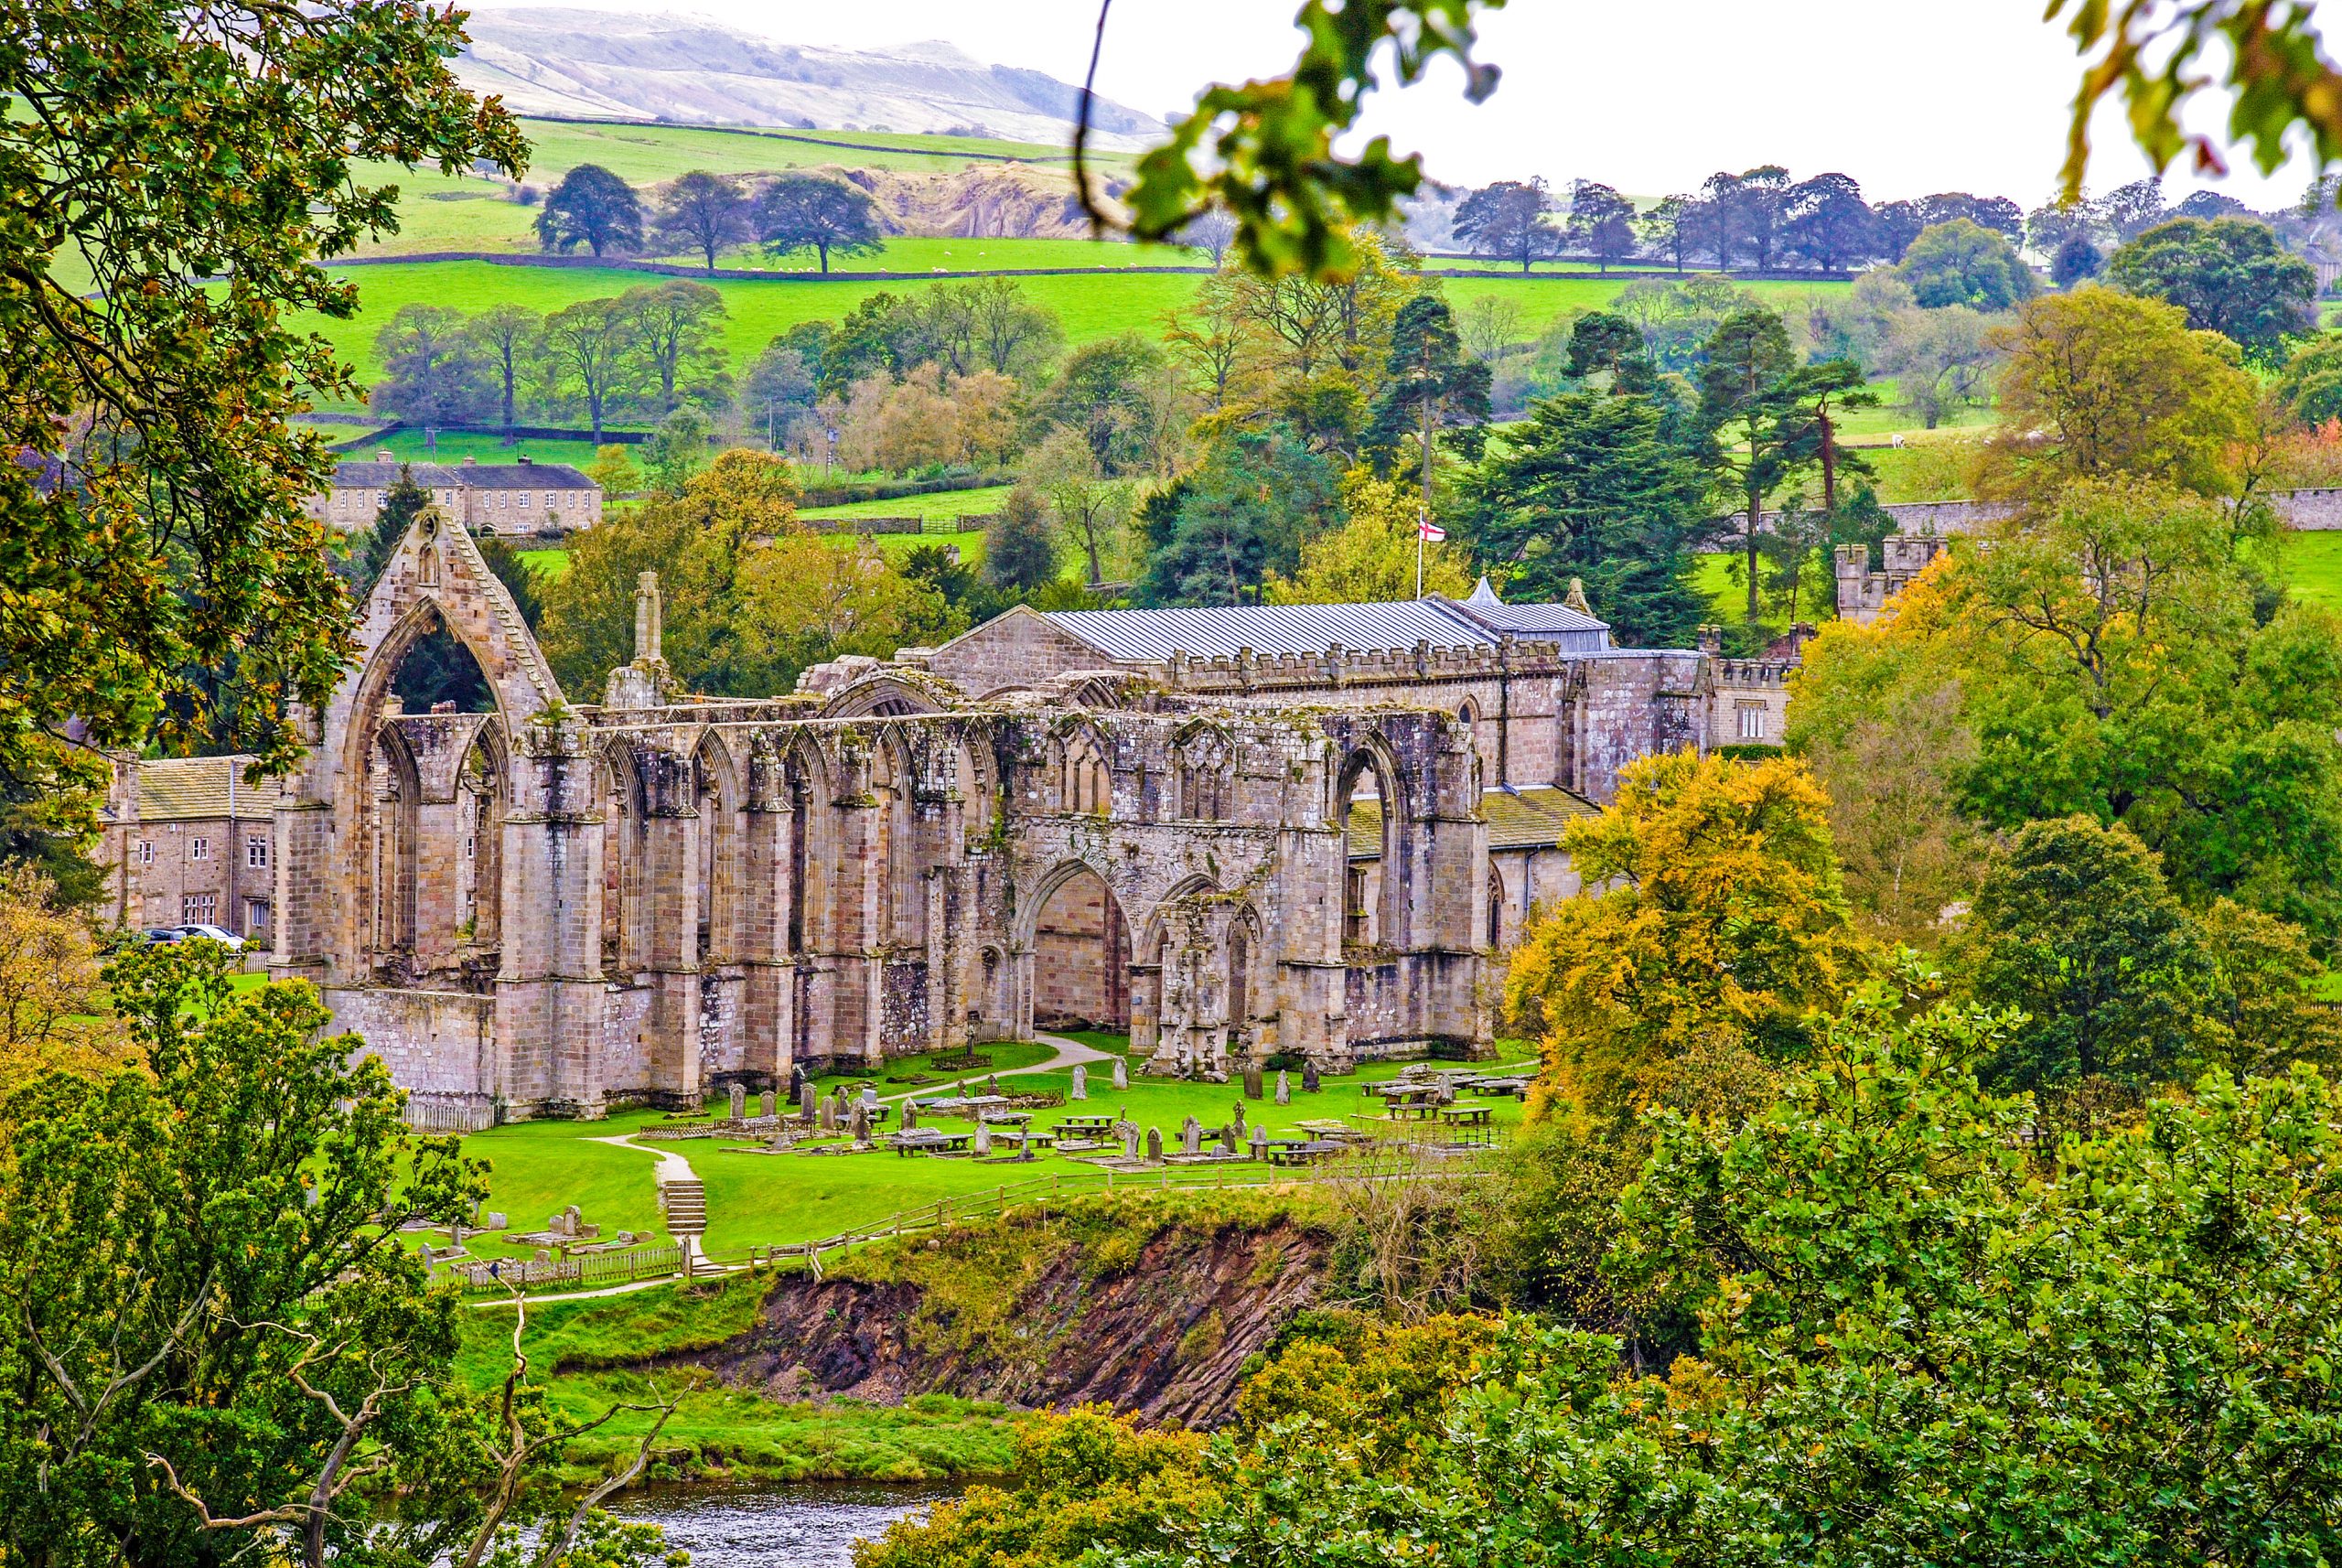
top-left (306, 453), bottom-right (601, 536)
top-left (267, 515), bottom-right (1778, 1128)
top-left (99, 756), bottom-right (284, 939)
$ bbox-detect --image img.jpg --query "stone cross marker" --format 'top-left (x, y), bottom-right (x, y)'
top-left (1069, 1063), bottom-right (1088, 1101)
top-left (1243, 1062), bottom-right (1263, 1100)
top-left (986, 1074), bottom-right (1000, 1097)
top-left (1145, 1125), bottom-right (1162, 1161)
top-left (1275, 1069), bottom-right (1291, 1106)
top-left (1233, 1101), bottom-right (1247, 1137)
top-left (1112, 1056), bottom-right (1129, 1091)
top-left (729, 1083), bottom-right (747, 1122)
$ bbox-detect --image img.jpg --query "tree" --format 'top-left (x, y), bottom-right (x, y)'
top-left (534, 164), bottom-right (643, 258)
top-left (534, 297), bottom-right (639, 445)
top-left (754, 174), bottom-right (884, 273)
top-left (1504, 749), bottom-right (1851, 1126)
top-left (962, 278), bottom-right (1066, 379)
top-left (473, 533), bottom-right (544, 632)
top-left (2276, 331), bottom-right (2342, 426)
top-left (0, 0), bottom-right (521, 822)
top-left (1265, 470), bottom-right (1472, 604)
top-left (353, 466), bottom-right (434, 591)
top-left (1982, 285), bottom-right (2261, 500)
top-left (1034, 334), bottom-right (1172, 477)
top-left (1705, 165), bottom-right (1792, 267)
top-left (1137, 425), bottom-right (1338, 607)
top-left (1697, 307), bottom-right (1802, 619)
top-left (2195, 897), bottom-right (2342, 1079)
top-left (1560, 311), bottom-right (1657, 393)
top-left (2100, 176), bottom-right (2171, 240)
top-left (1916, 189), bottom-right (2025, 238)
top-left (618, 281), bottom-right (728, 413)
top-left (649, 170), bottom-right (751, 272)
top-left (733, 532), bottom-right (962, 682)
top-left (1782, 171), bottom-right (1878, 272)
top-left (740, 341), bottom-right (819, 448)
top-left (1635, 194), bottom-right (1705, 272)
top-left (1452, 178), bottom-right (1559, 273)
top-left (1465, 392), bottom-right (1709, 648)
top-left (2052, 231), bottom-right (2105, 285)
top-left (1872, 198), bottom-right (1927, 262)
top-left (639, 407), bottom-right (711, 498)
top-left (1964, 815), bottom-right (2202, 1093)
top-left (1176, 207), bottom-right (1238, 264)
top-left (1878, 303), bottom-right (1999, 428)
top-left (1895, 218), bottom-right (2037, 309)
top-left (1565, 180), bottom-right (1638, 272)
top-left (1027, 430), bottom-right (1133, 588)
top-left (982, 487), bottom-right (1062, 596)
top-left (371, 304), bottom-right (492, 427)
top-left (0, 865), bottom-right (114, 1090)
top-left (464, 304), bottom-right (542, 435)
top-left (2105, 215), bottom-right (2319, 366)
top-left (1362, 295), bottom-right (1491, 508)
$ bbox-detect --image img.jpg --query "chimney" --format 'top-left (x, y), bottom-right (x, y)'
top-left (463, 455), bottom-right (478, 466)
top-left (1697, 623), bottom-right (1722, 655)
top-left (377, 449), bottom-right (393, 462)
top-left (517, 455), bottom-right (533, 466)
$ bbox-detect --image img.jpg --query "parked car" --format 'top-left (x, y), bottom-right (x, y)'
top-left (175, 924), bottom-right (248, 951)
top-left (142, 927), bottom-right (188, 946)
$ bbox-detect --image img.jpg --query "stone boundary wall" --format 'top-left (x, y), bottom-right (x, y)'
top-left (1842, 491), bottom-right (2342, 539)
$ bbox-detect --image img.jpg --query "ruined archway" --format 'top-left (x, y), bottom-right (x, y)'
top-left (1030, 863), bottom-right (1131, 1031)
top-left (1336, 743), bottom-right (1404, 950)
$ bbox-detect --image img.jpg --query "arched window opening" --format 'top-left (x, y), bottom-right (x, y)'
top-left (1336, 749), bottom-right (1398, 950)
top-left (1488, 871), bottom-right (1507, 950)
top-left (459, 734), bottom-right (503, 947)
top-left (1178, 736), bottom-right (1231, 821)
top-left (786, 767), bottom-right (811, 955)
top-left (1059, 732), bottom-right (1110, 815)
top-left (367, 729), bottom-right (420, 961)
top-left (387, 606), bottom-right (494, 714)
top-left (600, 750), bottom-right (647, 976)
top-left (1226, 917), bottom-right (1252, 1030)
top-left (1032, 867), bottom-right (1131, 1030)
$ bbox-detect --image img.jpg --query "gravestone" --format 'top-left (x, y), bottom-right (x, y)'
top-left (850, 1104), bottom-right (869, 1143)
top-left (1122, 1122), bottom-right (1141, 1157)
top-left (1182, 1117), bottom-right (1201, 1155)
top-left (986, 1074), bottom-right (1000, 1097)
top-left (974, 1120), bottom-right (993, 1156)
top-left (1303, 1061), bottom-right (1321, 1093)
top-left (1275, 1070), bottom-right (1291, 1106)
top-left (729, 1083), bottom-right (747, 1122)
top-left (1112, 1056), bottom-right (1129, 1091)
top-left (800, 1081), bottom-right (818, 1120)
top-left (788, 1063), bottom-right (805, 1099)
top-left (1243, 1062), bottom-right (1263, 1100)
top-left (818, 1099), bottom-right (835, 1133)
top-left (902, 1101), bottom-right (919, 1131)
top-left (534, 1248), bottom-right (552, 1264)
top-left (1069, 1063), bottom-right (1088, 1101)
top-left (861, 1085), bottom-right (880, 1113)
top-left (1220, 1122), bottom-right (1238, 1155)
top-left (1250, 1125), bottom-right (1269, 1159)
top-left (1232, 1101), bottom-right (1247, 1137)
top-left (760, 1089), bottom-right (777, 1120)
top-left (1145, 1125), bottom-right (1162, 1161)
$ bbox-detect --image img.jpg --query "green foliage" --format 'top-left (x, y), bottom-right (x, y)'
top-left (1452, 178), bottom-right (1560, 272)
top-left (1133, 982), bottom-right (2342, 1566)
top-left (2106, 215), bottom-right (2318, 365)
top-left (1136, 425), bottom-right (1338, 606)
top-left (640, 407), bottom-right (713, 497)
top-left (649, 170), bottom-right (752, 273)
top-left (1360, 295), bottom-right (1491, 487)
top-left (1114, 0), bottom-right (1503, 279)
top-left (1964, 816), bottom-right (2201, 1092)
top-left (981, 487), bottom-right (1061, 597)
top-left (1558, 310), bottom-right (1655, 393)
top-left (372, 303), bottom-right (493, 426)
top-left (2274, 330), bottom-right (2342, 427)
top-left (1893, 217), bottom-right (2037, 310)
top-left (475, 533), bottom-right (545, 632)
top-left (1463, 392), bottom-right (1708, 647)
top-left (535, 165), bottom-right (644, 258)
top-left (0, 0), bottom-right (522, 825)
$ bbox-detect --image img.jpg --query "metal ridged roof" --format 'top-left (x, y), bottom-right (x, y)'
top-left (1045, 596), bottom-right (1609, 662)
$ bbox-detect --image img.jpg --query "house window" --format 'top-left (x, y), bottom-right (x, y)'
top-left (518, 491), bottom-right (530, 509)
top-left (136, 840), bottom-right (153, 865)
top-left (1735, 702), bottom-right (1767, 741)
top-left (189, 837), bottom-right (209, 861)
top-left (465, 832), bottom-right (476, 860)
top-left (544, 491), bottom-right (557, 509)
top-left (245, 898), bottom-right (270, 939)
top-left (181, 894), bottom-right (216, 925)
top-left (442, 489), bottom-right (457, 506)
top-left (247, 836), bottom-right (268, 868)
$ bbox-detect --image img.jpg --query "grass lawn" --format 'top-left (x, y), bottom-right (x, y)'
top-left (353, 427), bottom-right (625, 467)
top-left (2276, 531), bottom-right (2342, 611)
top-left (457, 1105), bottom-right (682, 1257)
top-left (799, 483), bottom-right (1014, 523)
top-left (518, 546), bottom-right (571, 579)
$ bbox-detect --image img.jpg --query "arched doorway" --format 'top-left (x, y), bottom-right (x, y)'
top-left (1031, 865), bottom-right (1131, 1031)
top-left (1336, 746), bottom-right (1401, 949)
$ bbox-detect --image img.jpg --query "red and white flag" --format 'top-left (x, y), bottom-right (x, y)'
top-left (1418, 519), bottom-right (1447, 542)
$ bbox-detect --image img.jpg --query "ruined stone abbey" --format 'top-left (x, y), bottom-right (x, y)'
top-left (269, 514), bottom-right (1788, 1126)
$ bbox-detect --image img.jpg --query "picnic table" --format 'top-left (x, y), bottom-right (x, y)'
top-left (891, 1130), bottom-right (973, 1156)
top-left (1296, 1118), bottom-right (1363, 1143)
top-left (979, 1110), bottom-right (1032, 1128)
top-left (1058, 1113), bottom-right (1117, 1135)
top-left (995, 1129), bottom-right (1056, 1150)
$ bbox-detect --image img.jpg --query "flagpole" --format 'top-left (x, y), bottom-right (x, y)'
top-left (1416, 503), bottom-right (1426, 599)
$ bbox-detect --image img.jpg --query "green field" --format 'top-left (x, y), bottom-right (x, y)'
top-left (353, 428), bottom-right (619, 467)
top-left (2277, 531), bottom-right (2342, 610)
top-left (798, 483), bottom-right (1013, 522)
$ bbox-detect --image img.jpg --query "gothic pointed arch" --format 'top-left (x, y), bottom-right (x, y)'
top-left (691, 731), bottom-right (745, 964)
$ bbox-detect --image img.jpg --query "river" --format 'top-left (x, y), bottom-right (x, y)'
top-left (612, 1483), bottom-right (962, 1568)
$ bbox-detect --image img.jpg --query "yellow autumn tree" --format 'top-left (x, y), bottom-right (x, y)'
top-left (0, 865), bottom-right (120, 1092)
top-left (1264, 469), bottom-right (1470, 604)
top-left (1505, 749), bottom-right (1855, 1128)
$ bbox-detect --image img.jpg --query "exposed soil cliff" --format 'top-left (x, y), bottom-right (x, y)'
top-left (655, 1211), bottom-right (1328, 1428)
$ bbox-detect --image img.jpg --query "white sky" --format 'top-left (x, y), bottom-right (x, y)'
top-left (462, 0), bottom-right (2334, 209)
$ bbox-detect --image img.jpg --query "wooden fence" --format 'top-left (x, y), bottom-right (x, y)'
top-left (440, 1243), bottom-right (688, 1294)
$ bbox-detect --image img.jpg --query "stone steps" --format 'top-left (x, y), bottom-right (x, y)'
top-left (660, 1178), bottom-right (707, 1237)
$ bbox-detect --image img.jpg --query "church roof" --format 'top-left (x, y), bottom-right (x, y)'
top-left (1345, 784), bottom-right (1596, 858)
top-left (108, 757), bottom-right (285, 824)
top-left (1042, 590), bottom-right (1608, 663)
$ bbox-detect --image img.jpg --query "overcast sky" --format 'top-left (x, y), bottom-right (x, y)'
top-left (465, 0), bottom-right (2329, 209)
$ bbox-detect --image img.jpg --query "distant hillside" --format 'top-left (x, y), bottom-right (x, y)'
top-left (458, 11), bottom-right (1165, 150)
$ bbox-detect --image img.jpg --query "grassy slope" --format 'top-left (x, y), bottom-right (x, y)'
top-left (797, 483), bottom-right (1014, 522)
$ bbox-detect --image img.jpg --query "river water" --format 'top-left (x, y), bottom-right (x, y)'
top-left (612, 1483), bottom-right (962, 1568)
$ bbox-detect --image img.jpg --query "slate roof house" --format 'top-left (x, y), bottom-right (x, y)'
top-left (306, 452), bottom-right (601, 536)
